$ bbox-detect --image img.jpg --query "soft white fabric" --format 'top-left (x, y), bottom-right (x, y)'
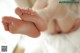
top-left (24, 28), bottom-right (80, 53)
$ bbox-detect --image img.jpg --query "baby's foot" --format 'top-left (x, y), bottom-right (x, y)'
top-left (2, 16), bottom-right (28, 34)
top-left (15, 7), bottom-right (47, 31)
top-left (2, 16), bottom-right (40, 37)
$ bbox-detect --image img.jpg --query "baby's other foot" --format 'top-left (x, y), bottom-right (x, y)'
top-left (2, 16), bottom-right (23, 33)
top-left (15, 7), bottom-right (47, 31)
top-left (2, 16), bottom-right (40, 37)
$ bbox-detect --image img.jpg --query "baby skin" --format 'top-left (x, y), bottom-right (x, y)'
top-left (2, 16), bottom-right (40, 38)
top-left (15, 6), bottom-right (80, 34)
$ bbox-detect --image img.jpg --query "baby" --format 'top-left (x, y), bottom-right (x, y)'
top-left (2, 0), bottom-right (80, 37)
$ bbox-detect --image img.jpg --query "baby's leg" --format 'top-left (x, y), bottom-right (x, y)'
top-left (32, 0), bottom-right (47, 10)
top-left (56, 14), bottom-right (76, 33)
top-left (46, 19), bottom-right (61, 34)
top-left (2, 16), bottom-right (40, 38)
top-left (15, 8), bottom-right (47, 31)
top-left (70, 18), bottom-right (80, 32)
top-left (33, 0), bottom-right (59, 19)
top-left (55, 4), bottom-right (76, 33)
top-left (15, 0), bottom-right (59, 34)
top-left (46, 20), bottom-right (57, 34)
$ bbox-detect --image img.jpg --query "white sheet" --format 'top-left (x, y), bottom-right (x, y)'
top-left (23, 28), bottom-right (80, 53)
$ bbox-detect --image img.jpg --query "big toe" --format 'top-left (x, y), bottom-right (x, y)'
top-left (2, 16), bottom-right (14, 23)
top-left (2, 16), bottom-right (16, 31)
top-left (2, 16), bottom-right (21, 32)
top-left (15, 7), bottom-right (23, 16)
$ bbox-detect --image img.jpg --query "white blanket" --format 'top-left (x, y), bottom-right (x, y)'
top-left (23, 28), bottom-right (80, 53)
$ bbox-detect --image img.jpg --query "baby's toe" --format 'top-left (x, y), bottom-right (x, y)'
top-left (4, 25), bottom-right (9, 31)
top-left (2, 21), bottom-right (9, 31)
top-left (15, 7), bottom-right (23, 16)
top-left (27, 8), bottom-right (33, 15)
top-left (20, 9), bottom-right (28, 14)
top-left (30, 10), bottom-right (36, 15)
top-left (2, 16), bottom-right (14, 24)
top-left (2, 16), bottom-right (20, 30)
top-left (32, 11), bottom-right (39, 16)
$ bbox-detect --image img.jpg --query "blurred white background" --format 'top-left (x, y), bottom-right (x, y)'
top-left (0, 0), bottom-right (23, 53)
